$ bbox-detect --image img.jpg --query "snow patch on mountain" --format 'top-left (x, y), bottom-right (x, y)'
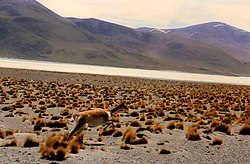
top-left (213, 23), bottom-right (224, 28)
top-left (149, 28), bottom-right (170, 34)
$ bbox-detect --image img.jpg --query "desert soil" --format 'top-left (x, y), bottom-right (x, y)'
top-left (0, 67), bottom-right (249, 164)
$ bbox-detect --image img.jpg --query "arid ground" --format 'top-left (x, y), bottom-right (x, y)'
top-left (0, 68), bottom-right (249, 164)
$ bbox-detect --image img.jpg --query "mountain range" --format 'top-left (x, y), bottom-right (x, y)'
top-left (0, 0), bottom-right (249, 76)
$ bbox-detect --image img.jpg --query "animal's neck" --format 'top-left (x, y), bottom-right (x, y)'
top-left (108, 103), bottom-right (125, 115)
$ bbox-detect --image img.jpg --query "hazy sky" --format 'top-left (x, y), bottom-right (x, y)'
top-left (36, 0), bottom-right (250, 31)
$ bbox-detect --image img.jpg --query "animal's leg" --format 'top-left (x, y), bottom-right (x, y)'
top-left (68, 117), bottom-right (86, 140)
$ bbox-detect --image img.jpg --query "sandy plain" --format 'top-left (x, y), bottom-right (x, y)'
top-left (0, 67), bottom-right (249, 164)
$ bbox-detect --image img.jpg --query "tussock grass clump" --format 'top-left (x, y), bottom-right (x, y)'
top-left (60, 109), bottom-right (70, 116)
top-left (211, 138), bottom-right (223, 145)
top-left (139, 114), bottom-right (146, 121)
top-left (239, 125), bottom-right (250, 135)
top-left (0, 129), bottom-right (6, 139)
top-left (69, 141), bottom-right (80, 154)
top-left (40, 132), bottom-right (73, 161)
top-left (23, 136), bottom-right (40, 147)
top-left (130, 121), bottom-right (141, 127)
top-left (99, 127), bottom-right (115, 136)
top-left (46, 119), bottom-right (67, 128)
top-left (166, 121), bottom-right (176, 130)
top-left (1, 106), bottom-right (15, 111)
top-left (56, 146), bottom-right (68, 160)
top-left (131, 137), bottom-right (148, 145)
top-left (159, 148), bottom-right (171, 154)
top-left (122, 128), bottom-right (136, 144)
top-left (120, 142), bottom-right (131, 150)
top-left (69, 132), bottom-right (84, 154)
top-left (210, 120), bottom-right (231, 135)
top-left (5, 129), bottom-right (14, 136)
top-left (145, 119), bottom-right (154, 125)
top-left (129, 111), bottom-right (139, 117)
top-left (4, 112), bottom-right (14, 117)
top-left (4, 138), bottom-right (18, 147)
top-left (112, 129), bottom-right (123, 137)
top-left (186, 126), bottom-right (201, 141)
top-left (150, 123), bottom-right (163, 133)
top-left (176, 122), bottom-right (184, 130)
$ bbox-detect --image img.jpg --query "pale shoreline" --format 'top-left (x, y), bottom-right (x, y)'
top-left (0, 58), bottom-right (249, 86)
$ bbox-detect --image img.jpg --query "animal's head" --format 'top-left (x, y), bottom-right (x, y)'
top-left (70, 113), bottom-right (79, 122)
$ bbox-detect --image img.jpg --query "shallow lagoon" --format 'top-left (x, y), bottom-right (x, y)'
top-left (0, 58), bottom-right (249, 86)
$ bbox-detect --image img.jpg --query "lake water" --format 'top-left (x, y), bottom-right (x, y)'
top-left (0, 58), bottom-right (249, 86)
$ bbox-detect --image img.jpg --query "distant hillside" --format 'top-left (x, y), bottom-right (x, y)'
top-left (0, 0), bottom-right (249, 76)
top-left (139, 22), bottom-right (250, 62)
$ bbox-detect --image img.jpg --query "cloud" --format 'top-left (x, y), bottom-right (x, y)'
top-left (37, 0), bottom-right (250, 31)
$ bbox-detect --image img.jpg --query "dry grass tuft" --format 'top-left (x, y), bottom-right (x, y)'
top-left (40, 144), bottom-right (56, 160)
top-left (55, 146), bottom-right (68, 161)
top-left (99, 127), bottom-right (115, 136)
top-left (69, 141), bottom-right (80, 154)
top-left (239, 125), bottom-right (250, 135)
top-left (130, 121), bottom-right (142, 127)
top-left (112, 129), bottom-right (123, 137)
top-left (0, 129), bottom-right (6, 139)
top-left (4, 138), bottom-right (18, 147)
top-left (131, 137), bottom-right (148, 145)
top-left (5, 129), bottom-right (14, 136)
top-left (176, 122), bottom-right (184, 130)
top-left (145, 119), bottom-right (154, 125)
top-left (139, 114), bottom-right (146, 121)
top-left (150, 123), bottom-right (163, 133)
top-left (210, 120), bottom-right (231, 135)
top-left (211, 138), bottom-right (223, 145)
top-left (186, 126), bottom-right (201, 141)
top-left (122, 128), bottom-right (136, 144)
top-left (120, 142), bottom-right (131, 150)
top-left (46, 119), bottom-right (67, 128)
top-left (130, 111), bottom-right (140, 117)
top-left (69, 132), bottom-right (84, 154)
top-left (159, 148), bottom-right (171, 154)
top-left (166, 121), bottom-right (175, 130)
top-left (39, 132), bottom-right (72, 161)
top-left (23, 136), bottom-right (40, 147)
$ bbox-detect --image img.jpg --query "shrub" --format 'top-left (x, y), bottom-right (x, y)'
top-left (145, 119), bottom-right (154, 125)
top-left (210, 120), bottom-right (231, 135)
top-left (166, 121), bottom-right (175, 130)
top-left (131, 137), bottom-right (148, 145)
top-left (130, 111), bottom-right (139, 117)
top-left (211, 138), bottom-right (223, 145)
top-left (239, 125), bottom-right (250, 135)
top-left (5, 129), bottom-right (14, 136)
top-left (0, 129), bottom-right (6, 139)
top-left (23, 136), bottom-right (40, 147)
top-left (130, 121), bottom-right (141, 127)
top-left (176, 122), bottom-right (184, 130)
top-left (122, 128), bottom-right (136, 144)
top-left (159, 148), bottom-right (171, 154)
top-left (99, 127), bottom-right (115, 136)
top-left (150, 123), bottom-right (163, 133)
top-left (120, 142), bottom-right (131, 150)
top-left (112, 129), bottom-right (123, 137)
top-left (186, 126), bottom-right (201, 141)
top-left (4, 138), bottom-right (18, 147)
